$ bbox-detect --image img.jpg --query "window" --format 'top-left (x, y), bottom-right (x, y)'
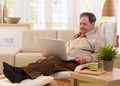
top-left (6, 0), bottom-right (14, 17)
top-left (30, 0), bottom-right (45, 29)
top-left (6, 0), bottom-right (117, 30)
top-left (52, 0), bottom-right (67, 29)
top-left (30, 0), bottom-right (67, 30)
top-left (83, 0), bottom-right (94, 12)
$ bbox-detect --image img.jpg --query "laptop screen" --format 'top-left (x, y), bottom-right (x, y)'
top-left (38, 37), bottom-right (67, 60)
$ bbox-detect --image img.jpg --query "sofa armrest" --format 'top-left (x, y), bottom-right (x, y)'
top-left (74, 63), bottom-right (89, 73)
top-left (0, 47), bottom-right (21, 55)
top-left (0, 47), bottom-right (21, 74)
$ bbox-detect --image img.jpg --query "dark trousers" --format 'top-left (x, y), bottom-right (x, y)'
top-left (23, 56), bottom-right (78, 79)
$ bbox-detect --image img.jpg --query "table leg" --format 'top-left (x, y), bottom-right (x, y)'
top-left (103, 83), bottom-right (115, 86)
top-left (71, 78), bottom-right (79, 86)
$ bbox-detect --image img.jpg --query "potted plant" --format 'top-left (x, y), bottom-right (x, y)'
top-left (97, 44), bottom-right (118, 71)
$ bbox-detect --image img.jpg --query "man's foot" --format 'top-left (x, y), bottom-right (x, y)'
top-left (3, 68), bottom-right (14, 83)
top-left (3, 62), bottom-right (25, 74)
top-left (3, 68), bottom-right (27, 83)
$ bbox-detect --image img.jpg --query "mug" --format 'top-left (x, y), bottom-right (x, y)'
top-left (88, 62), bottom-right (98, 71)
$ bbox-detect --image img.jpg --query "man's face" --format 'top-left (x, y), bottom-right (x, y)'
top-left (80, 16), bottom-right (95, 33)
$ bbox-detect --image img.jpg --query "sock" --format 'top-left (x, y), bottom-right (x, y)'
top-left (3, 68), bottom-right (27, 83)
top-left (3, 62), bottom-right (25, 74)
top-left (3, 68), bottom-right (14, 83)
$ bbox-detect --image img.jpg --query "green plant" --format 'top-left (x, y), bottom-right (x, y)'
top-left (97, 44), bottom-right (118, 61)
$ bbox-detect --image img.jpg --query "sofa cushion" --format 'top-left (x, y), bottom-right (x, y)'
top-left (0, 47), bottom-right (20, 74)
top-left (21, 30), bottom-right (57, 52)
top-left (0, 47), bottom-right (20, 55)
top-left (104, 23), bottom-right (116, 45)
top-left (15, 52), bottom-right (45, 67)
top-left (0, 78), bottom-right (14, 86)
top-left (75, 22), bottom-right (116, 45)
top-left (95, 24), bottom-right (105, 38)
top-left (57, 30), bottom-right (75, 44)
top-left (0, 75), bottom-right (54, 86)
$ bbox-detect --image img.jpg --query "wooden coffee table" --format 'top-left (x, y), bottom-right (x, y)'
top-left (71, 68), bottom-right (120, 86)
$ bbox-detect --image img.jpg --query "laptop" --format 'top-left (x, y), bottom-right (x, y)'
top-left (38, 37), bottom-right (75, 61)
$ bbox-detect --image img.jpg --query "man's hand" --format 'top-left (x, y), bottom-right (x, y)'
top-left (75, 57), bottom-right (86, 65)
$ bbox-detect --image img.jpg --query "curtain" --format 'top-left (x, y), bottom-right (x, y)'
top-left (6, 0), bottom-right (104, 30)
top-left (14, 0), bottom-right (30, 22)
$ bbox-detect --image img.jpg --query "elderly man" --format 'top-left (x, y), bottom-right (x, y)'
top-left (3, 12), bottom-right (106, 83)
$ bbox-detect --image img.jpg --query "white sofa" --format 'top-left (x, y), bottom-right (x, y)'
top-left (15, 30), bottom-right (75, 67)
top-left (0, 47), bottom-right (20, 74)
top-left (0, 22), bottom-right (120, 86)
top-left (0, 75), bottom-right (55, 86)
top-left (0, 22), bottom-right (119, 75)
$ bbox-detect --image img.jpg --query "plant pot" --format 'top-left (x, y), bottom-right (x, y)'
top-left (103, 60), bottom-right (114, 72)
